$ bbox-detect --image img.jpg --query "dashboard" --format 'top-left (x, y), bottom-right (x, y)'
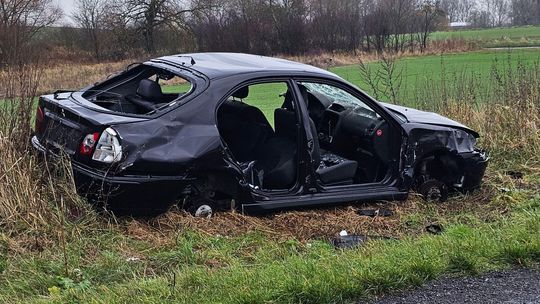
top-left (305, 91), bottom-right (393, 166)
top-left (316, 101), bottom-right (385, 144)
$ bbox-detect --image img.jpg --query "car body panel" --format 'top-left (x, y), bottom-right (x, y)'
top-left (381, 102), bottom-right (479, 137)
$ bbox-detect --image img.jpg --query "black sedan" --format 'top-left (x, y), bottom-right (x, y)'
top-left (32, 53), bottom-right (488, 217)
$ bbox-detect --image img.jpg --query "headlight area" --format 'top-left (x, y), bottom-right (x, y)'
top-left (453, 129), bottom-right (478, 153)
top-left (79, 128), bottom-right (123, 164)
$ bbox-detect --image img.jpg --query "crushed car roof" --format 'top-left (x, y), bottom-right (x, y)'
top-left (154, 52), bottom-right (337, 80)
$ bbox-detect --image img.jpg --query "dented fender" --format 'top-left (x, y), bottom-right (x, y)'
top-left (399, 123), bottom-right (487, 191)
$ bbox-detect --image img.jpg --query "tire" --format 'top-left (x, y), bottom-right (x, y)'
top-left (419, 179), bottom-right (449, 202)
top-left (186, 198), bottom-right (216, 218)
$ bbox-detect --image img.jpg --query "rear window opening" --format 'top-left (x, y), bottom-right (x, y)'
top-left (81, 64), bottom-right (193, 115)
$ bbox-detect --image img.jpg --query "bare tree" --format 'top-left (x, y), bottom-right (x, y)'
top-left (0, 0), bottom-right (62, 64)
top-left (441, 0), bottom-right (476, 22)
top-left (40, 0), bottom-right (464, 59)
top-left (72, 0), bottom-right (107, 59)
top-left (113, 0), bottom-right (212, 53)
top-left (417, 0), bottom-right (444, 52)
top-left (493, 0), bottom-right (510, 26)
top-left (482, 0), bottom-right (510, 26)
top-left (510, 0), bottom-right (539, 25)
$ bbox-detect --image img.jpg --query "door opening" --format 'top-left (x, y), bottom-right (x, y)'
top-left (297, 81), bottom-right (399, 186)
top-left (216, 81), bottom-right (301, 191)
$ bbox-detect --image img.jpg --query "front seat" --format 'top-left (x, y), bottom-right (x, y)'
top-left (250, 93), bottom-right (298, 189)
top-left (309, 118), bottom-right (358, 185)
top-left (126, 79), bottom-right (167, 111)
top-left (294, 85), bottom-right (358, 185)
top-left (254, 136), bottom-right (297, 189)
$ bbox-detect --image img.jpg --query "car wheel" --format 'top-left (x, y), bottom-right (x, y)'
top-left (419, 179), bottom-right (448, 202)
top-left (187, 198), bottom-right (215, 218)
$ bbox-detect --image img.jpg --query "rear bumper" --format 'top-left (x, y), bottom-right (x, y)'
top-left (460, 149), bottom-right (489, 191)
top-left (32, 135), bottom-right (194, 212)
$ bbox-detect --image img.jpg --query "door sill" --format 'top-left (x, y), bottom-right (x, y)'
top-left (241, 185), bottom-right (407, 214)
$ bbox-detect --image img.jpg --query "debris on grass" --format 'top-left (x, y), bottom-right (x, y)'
top-left (144, 182), bottom-right (500, 243)
top-left (357, 208), bottom-right (394, 217)
top-left (505, 171), bottom-right (524, 179)
top-left (333, 234), bottom-right (369, 249)
top-left (426, 223), bottom-right (444, 235)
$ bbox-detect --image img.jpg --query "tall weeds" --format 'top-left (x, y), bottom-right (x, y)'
top-left (0, 61), bottom-right (96, 256)
top-left (364, 53), bottom-right (540, 166)
top-left (426, 57), bottom-right (540, 165)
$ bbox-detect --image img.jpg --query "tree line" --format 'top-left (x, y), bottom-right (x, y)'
top-left (0, 0), bottom-right (539, 64)
top-left (64, 0), bottom-right (450, 60)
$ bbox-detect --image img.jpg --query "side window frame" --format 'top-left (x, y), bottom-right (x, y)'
top-left (215, 77), bottom-right (307, 131)
top-left (215, 77), bottom-right (308, 153)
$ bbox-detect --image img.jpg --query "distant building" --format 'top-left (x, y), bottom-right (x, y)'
top-left (449, 22), bottom-right (472, 28)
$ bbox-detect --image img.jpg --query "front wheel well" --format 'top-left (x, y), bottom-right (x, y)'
top-left (413, 151), bottom-right (464, 188)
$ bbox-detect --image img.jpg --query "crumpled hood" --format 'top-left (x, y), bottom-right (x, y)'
top-left (381, 102), bottom-right (478, 137)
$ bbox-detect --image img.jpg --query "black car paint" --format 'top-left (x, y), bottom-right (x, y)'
top-left (31, 53), bottom-right (488, 214)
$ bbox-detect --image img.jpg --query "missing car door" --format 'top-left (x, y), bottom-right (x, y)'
top-left (297, 81), bottom-right (400, 186)
top-left (216, 81), bottom-right (305, 192)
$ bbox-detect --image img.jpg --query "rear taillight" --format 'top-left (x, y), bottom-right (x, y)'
top-left (79, 132), bottom-right (100, 156)
top-left (35, 106), bottom-right (45, 133)
top-left (91, 128), bottom-right (123, 163)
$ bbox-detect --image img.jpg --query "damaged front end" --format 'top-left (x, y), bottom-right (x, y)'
top-left (389, 103), bottom-right (489, 199)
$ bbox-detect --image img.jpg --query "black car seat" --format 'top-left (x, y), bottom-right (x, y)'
top-left (250, 91), bottom-right (298, 189)
top-left (293, 85), bottom-right (358, 185)
top-left (218, 86), bottom-right (298, 189)
top-left (254, 135), bottom-right (297, 189)
top-left (217, 87), bottom-right (275, 163)
top-left (309, 118), bottom-right (358, 185)
top-left (126, 79), bottom-right (168, 112)
top-left (274, 108), bottom-right (297, 141)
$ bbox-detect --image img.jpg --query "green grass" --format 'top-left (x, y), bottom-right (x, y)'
top-left (1, 193), bottom-right (538, 303)
top-left (332, 49), bottom-right (540, 105)
top-left (431, 25), bottom-right (540, 48)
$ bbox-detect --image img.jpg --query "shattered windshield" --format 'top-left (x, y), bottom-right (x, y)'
top-left (302, 82), bottom-right (380, 118)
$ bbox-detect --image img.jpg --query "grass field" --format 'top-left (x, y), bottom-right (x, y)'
top-left (333, 49), bottom-right (540, 106)
top-left (431, 25), bottom-right (540, 48)
top-left (3, 195), bottom-right (539, 303)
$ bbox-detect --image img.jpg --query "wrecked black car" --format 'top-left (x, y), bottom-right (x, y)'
top-left (32, 53), bottom-right (488, 216)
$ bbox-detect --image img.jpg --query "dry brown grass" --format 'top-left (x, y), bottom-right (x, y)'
top-left (36, 60), bottom-right (132, 95)
top-left (109, 164), bottom-right (534, 245)
top-left (282, 39), bottom-right (477, 69)
top-left (128, 172), bottom-right (506, 243)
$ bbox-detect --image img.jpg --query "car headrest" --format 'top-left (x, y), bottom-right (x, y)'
top-left (137, 79), bottom-right (163, 101)
top-left (281, 90), bottom-right (294, 110)
top-left (232, 86), bottom-right (249, 99)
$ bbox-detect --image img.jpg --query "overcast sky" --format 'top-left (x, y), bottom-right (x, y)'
top-left (57, 0), bottom-right (76, 24)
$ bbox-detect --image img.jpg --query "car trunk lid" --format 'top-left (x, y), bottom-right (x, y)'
top-left (35, 92), bottom-right (146, 156)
